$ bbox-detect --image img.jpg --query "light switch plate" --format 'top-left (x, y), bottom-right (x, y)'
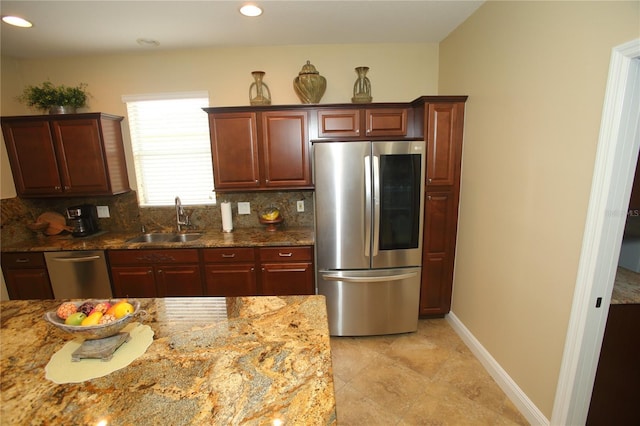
top-left (237, 202), bottom-right (251, 215)
top-left (96, 206), bottom-right (110, 218)
top-left (296, 200), bottom-right (305, 212)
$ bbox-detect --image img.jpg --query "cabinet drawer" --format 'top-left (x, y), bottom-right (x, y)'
top-left (202, 247), bottom-right (255, 263)
top-left (258, 246), bottom-right (312, 262)
top-left (1, 252), bottom-right (46, 268)
top-left (108, 249), bottom-right (200, 265)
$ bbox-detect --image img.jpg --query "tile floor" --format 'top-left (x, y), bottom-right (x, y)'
top-left (329, 318), bottom-right (529, 425)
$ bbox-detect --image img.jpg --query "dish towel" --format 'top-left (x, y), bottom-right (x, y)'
top-left (45, 322), bottom-right (154, 384)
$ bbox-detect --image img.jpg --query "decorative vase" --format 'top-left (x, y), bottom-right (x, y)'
top-left (249, 71), bottom-right (271, 106)
top-left (293, 60), bottom-right (326, 104)
top-left (351, 66), bottom-right (372, 104)
top-left (48, 105), bottom-right (77, 114)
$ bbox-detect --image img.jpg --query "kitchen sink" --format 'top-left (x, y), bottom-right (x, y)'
top-left (125, 232), bottom-right (203, 244)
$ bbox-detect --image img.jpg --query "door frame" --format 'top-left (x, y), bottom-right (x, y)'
top-left (552, 38), bottom-right (640, 425)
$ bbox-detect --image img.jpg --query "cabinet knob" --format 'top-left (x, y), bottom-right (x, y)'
top-left (64, 186), bottom-right (70, 190)
top-left (54, 186), bottom-right (61, 190)
top-left (428, 178), bottom-right (432, 184)
top-left (148, 269), bottom-right (153, 274)
top-left (278, 252), bottom-right (293, 257)
top-left (157, 269), bottom-right (163, 274)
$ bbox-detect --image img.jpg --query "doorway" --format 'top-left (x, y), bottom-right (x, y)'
top-left (552, 39), bottom-right (640, 425)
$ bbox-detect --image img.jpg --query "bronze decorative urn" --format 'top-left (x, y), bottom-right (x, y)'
top-left (293, 60), bottom-right (326, 104)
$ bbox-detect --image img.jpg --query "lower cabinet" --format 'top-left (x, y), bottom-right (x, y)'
top-left (258, 246), bottom-right (314, 295)
top-left (420, 191), bottom-right (456, 316)
top-left (107, 245), bottom-right (315, 298)
top-left (203, 248), bottom-right (257, 296)
top-left (1, 252), bottom-right (53, 300)
top-left (108, 249), bottom-right (203, 297)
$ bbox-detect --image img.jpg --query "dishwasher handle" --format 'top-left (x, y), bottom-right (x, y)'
top-left (51, 255), bottom-right (102, 263)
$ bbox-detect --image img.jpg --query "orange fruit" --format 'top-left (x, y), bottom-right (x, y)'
top-left (113, 302), bottom-right (134, 319)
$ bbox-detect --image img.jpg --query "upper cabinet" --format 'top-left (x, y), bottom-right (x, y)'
top-left (424, 102), bottom-right (465, 188)
top-left (1, 113), bottom-right (130, 198)
top-left (316, 106), bottom-right (410, 139)
top-left (205, 107), bottom-right (312, 192)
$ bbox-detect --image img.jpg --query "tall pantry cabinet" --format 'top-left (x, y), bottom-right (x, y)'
top-left (415, 97), bottom-right (467, 316)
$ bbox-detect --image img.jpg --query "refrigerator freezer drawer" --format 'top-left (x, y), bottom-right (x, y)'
top-left (317, 267), bottom-right (421, 336)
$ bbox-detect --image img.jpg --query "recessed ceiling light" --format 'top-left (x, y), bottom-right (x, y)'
top-left (2, 15), bottom-right (33, 28)
top-left (240, 4), bottom-right (262, 17)
top-left (136, 38), bottom-right (160, 47)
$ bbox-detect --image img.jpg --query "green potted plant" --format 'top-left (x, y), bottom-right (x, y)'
top-left (18, 81), bottom-right (89, 114)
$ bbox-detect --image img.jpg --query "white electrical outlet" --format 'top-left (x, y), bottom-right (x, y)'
top-left (296, 200), bottom-right (305, 212)
top-left (237, 202), bottom-right (251, 215)
top-left (96, 206), bottom-right (110, 218)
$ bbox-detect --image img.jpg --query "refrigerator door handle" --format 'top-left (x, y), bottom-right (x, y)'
top-left (321, 271), bottom-right (418, 283)
top-left (372, 155), bottom-right (380, 257)
top-left (364, 155), bottom-right (372, 257)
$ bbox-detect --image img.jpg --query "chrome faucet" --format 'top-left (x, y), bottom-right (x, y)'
top-left (175, 196), bottom-right (190, 232)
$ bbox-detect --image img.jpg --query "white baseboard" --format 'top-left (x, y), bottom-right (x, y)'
top-left (446, 312), bottom-right (549, 426)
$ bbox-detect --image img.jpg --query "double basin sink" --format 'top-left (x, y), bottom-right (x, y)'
top-left (125, 232), bottom-right (203, 244)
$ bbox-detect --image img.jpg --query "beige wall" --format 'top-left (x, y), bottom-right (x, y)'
top-left (1, 43), bottom-right (438, 198)
top-left (439, 0), bottom-right (639, 418)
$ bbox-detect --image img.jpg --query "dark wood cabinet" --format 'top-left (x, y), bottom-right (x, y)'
top-left (203, 247), bottom-right (257, 296)
top-left (206, 108), bottom-right (311, 191)
top-left (587, 304), bottom-right (640, 425)
top-left (1, 113), bottom-right (130, 198)
top-left (425, 103), bottom-right (464, 188)
top-left (258, 246), bottom-right (314, 295)
top-left (420, 191), bottom-right (457, 315)
top-left (317, 107), bottom-right (409, 139)
top-left (417, 98), bottom-right (467, 316)
top-left (108, 249), bottom-right (203, 297)
top-left (1, 252), bottom-right (53, 300)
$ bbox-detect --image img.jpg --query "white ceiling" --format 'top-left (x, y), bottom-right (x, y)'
top-left (0, 1), bottom-right (484, 59)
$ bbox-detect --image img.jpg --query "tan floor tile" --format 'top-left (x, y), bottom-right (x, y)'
top-left (348, 354), bottom-right (429, 419)
top-left (335, 383), bottom-right (402, 425)
top-left (330, 318), bottom-right (529, 426)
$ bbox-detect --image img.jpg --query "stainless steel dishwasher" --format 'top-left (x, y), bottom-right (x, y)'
top-left (44, 251), bottom-right (113, 299)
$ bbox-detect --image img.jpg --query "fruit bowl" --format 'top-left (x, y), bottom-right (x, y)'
top-left (259, 215), bottom-right (283, 231)
top-left (44, 299), bottom-right (142, 340)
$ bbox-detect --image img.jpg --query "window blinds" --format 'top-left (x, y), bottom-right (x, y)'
top-left (123, 92), bottom-right (215, 206)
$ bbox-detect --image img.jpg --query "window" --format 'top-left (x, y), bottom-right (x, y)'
top-left (122, 92), bottom-right (214, 206)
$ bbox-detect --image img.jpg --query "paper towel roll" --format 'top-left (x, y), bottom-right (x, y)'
top-left (221, 202), bottom-right (233, 232)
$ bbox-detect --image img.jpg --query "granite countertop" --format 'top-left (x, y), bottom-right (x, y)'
top-left (612, 266), bottom-right (640, 304)
top-left (0, 296), bottom-right (336, 425)
top-left (1, 227), bottom-right (314, 252)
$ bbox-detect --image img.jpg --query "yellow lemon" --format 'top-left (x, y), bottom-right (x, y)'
top-left (113, 302), bottom-right (135, 319)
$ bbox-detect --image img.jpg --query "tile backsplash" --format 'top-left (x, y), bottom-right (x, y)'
top-left (0, 190), bottom-right (314, 245)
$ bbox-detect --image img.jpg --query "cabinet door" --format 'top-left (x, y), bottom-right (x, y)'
top-left (4, 269), bottom-right (53, 300)
top-left (317, 109), bottom-right (361, 138)
top-left (425, 103), bottom-right (463, 187)
top-left (204, 264), bottom-right (257, 296)
top-left (260, 262), bottom-right (314, 295)
top-left (1, 120), bottom-right (63, 196)
top-left (209, 112), bottom-right (260, 190)
top-left (52, 119), bottom-right (110, 194)
top-left (420, 191), bottom-right (456, 315)
top-left (366, 108), bottom-right (408, 137)
top-left (261, 111), bottom-right (311, 188)
top-left (111, 266), bottom-right (157, 298)
top-left (156, 265), bottom-right (203, 297)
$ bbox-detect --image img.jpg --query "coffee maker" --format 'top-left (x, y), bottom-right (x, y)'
top-left (66, 204), bottom-right (100, 237)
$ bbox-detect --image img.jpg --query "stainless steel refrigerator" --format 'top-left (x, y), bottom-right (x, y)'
top-left (314, 140), bottom-right (425, 336)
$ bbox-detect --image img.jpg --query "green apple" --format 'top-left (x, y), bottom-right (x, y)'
top-left (64, 312), bottom-right (87, 326)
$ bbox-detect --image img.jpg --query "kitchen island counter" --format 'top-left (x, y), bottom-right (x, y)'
top-left (0, 296), bottom-right (336, 425)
